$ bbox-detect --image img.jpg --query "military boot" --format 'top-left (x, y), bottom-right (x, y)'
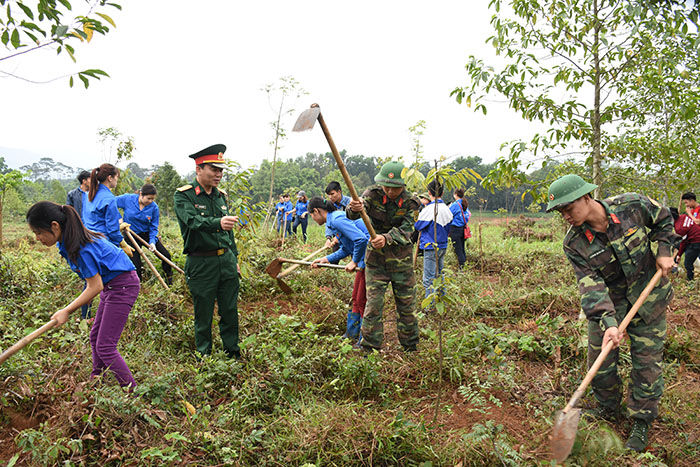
top-left (583, 405), bottom-right (619, 422)
top-left (625, 419), bottom-right (650, 452)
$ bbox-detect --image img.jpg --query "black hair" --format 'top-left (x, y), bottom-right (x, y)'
top-left (308, 196), bottom-right (336, 213)
top-left (140, 184), bottom-right (157, 196)
top-left (325, 181), bottom-right (342, 194)
top-left (427, 180), bottom-right (443, 197)
top-left (453, 188), bottom-right (468, 210)
top-left (89, 163), bottom-right (119, 202)
top-left (26, 201), bottom-right (103, 262)
top-left (283, 193), bottom-right (290, 198)
top-left (77, 170), bottom-right (90, 184)
top-left (682, 192), bottom-right (696, 201)
top-left (669, 207), bottom-right (680, 221)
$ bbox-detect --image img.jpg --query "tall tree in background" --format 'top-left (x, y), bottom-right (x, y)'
top-left (452, 0), bottom-right (700, 199)
top-left (0, 0), bottom-right (120, 87)
top-left (152, 162), bottom-right (183, 217)
top-left (261, 76), bottom-right (307, 230)
top-left (0, 157), bottom-right (25, 246)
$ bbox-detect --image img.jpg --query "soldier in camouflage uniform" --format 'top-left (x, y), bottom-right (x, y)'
top-left (347, 161), bottom-right (421, 352)
top-left (547, 174), bottom-right (677, 452)
top-left (174, 144), bottom-right (241, 359)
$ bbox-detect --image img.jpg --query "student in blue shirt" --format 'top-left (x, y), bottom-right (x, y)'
top-left (66, 170), bottom-right (92, 319)
top-left (325, 181), bottom-right (351, 210)
top-left (83, 163), bottom-right (134, 258)
top-left (278, 194), bottom-right (294, 238)
top-left (275, 195), bottom-right (285, 234)
top-left (308, 197), bottom-right (369, 343)
top-left (117, 184), bottom-right (173, 285)
top-left (448, 188), bottom-right (471, 269)
top-left (292, 191), bottom-right (309, 243)
top-left (415, 181), bottom-right (453, 301)
top-left (26, 201), bottom-right (140, 388)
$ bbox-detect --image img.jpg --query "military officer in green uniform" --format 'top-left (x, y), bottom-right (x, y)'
top-left (547, 174), bottom-right (677, 452)
top-left (347, 161), bottom-right (421, 352)
top-left (174, 144), bottom-right (240, 359)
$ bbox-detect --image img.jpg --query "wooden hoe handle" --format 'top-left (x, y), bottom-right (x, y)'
top-left (0, 319), bottom-right (57, 366)
top-left (127, 228), bottom-right (184, 275)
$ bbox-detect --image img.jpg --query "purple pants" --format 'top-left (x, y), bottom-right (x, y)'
top-left (89, 270), bottom-right (140, 387)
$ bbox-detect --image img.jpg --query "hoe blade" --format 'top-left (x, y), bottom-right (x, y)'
top-left (276, 278), bottom-right (293, 295)
top-left (265, 258), bottom-right (284, 278)
top-left (550, 408), bottom-right (581, 463)
top-left (292, 107), bottom-right (321, 132)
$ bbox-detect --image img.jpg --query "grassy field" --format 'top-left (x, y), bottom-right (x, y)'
top-left (0, 215), bottom-right (698, 466)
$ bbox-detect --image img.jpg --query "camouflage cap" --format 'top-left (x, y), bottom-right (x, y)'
top-left (546, 174), bottom-right (598, 212)
top-left (374, 161), bottom-right (406, 187)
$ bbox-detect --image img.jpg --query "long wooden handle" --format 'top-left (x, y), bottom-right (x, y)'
top-left (125, 230), bottom-right (169, 290)
top-left (0, 319), bottom-right (57, 366)
top-left (278, 246), bottom-right (327, 278)
top-left (279, 258), bottom-right (347, 269)
top-left (314, 108), bottom-right (378, 240)
top-left (562, 268), bottom-right (664, 413)
top-left (127, 228), bottom-right (184, 274)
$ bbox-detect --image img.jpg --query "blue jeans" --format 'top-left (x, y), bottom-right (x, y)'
top-left (422, 248), bottom-right (446, 298)
top-left (293, 215), bottom-right (308, 242)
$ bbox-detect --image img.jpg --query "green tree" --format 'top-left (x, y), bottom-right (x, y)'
top-left (0, 0), bottom-right (121, 87)
top-left (0, 157), bottom-right (25, 245)
top-left (452, 0), bottom-right (700, 199)
top-left (261, 76), bottom-right (307, 228)
top-left (97, 127), bottom-right (135, 163)
top-left (151, 162), bottom-right (183, 217)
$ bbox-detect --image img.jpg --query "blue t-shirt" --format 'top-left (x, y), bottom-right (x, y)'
top-left (449, 201), bottom-right (470, 227)
top-left (283, 201), bottom-right (294, 221)
top-left (116, 193), bottom-right (160, 242)
top-left (83, 184), bottom-right (123, 245)
top-left (275, 202), bottom-right (285, 219)
top-left (295, 201), bottom-right (308, 217)
top-left (57, 236), bottom-right (135, 284)
top-left (325, 211), bottom-right (369, 269)
top-left (415, 200), bottom-right (454, 250)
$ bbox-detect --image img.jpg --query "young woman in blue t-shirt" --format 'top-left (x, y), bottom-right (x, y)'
top-left (117, 184), bottom-right (173, 284)
top-left (27, 201), bottom-right (140, 388)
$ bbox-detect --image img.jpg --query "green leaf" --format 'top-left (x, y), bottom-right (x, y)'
top-left (55, 24), bottom-right (68, 37)
top-left (79, 73), bottom-right (89, 89)
top-left (1, 30), bottom-right (9, 46)
top-left (69, 76), bottom-right (74, 87)
top-left (58, 0), bottom-right (73, 10)
top-left (10, 28), bottom-right (19, 48)
top-left (17, 2), bottom-right (34, 19)
top-left (95, 12), bottom-right (116, 27)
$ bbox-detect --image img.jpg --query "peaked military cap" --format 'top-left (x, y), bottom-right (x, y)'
top-left (189, 144), bottom-right (227, 169)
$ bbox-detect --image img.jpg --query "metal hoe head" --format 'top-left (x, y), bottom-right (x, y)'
top-left (264, 258), bottom-right (294, 295)
top-left (550, 408), bottom-right (582, 463)
top-left (292, 106), bottom-right (321, 132)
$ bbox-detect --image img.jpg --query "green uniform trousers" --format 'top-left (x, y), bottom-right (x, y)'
top-left (587, 306), bottom-right (666, 423)
top-left (361, 252), bottom-right (419, 351)
top-left (185, 250), bottom-right (239, 357)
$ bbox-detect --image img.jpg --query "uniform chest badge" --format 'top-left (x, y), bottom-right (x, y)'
top-left (624, 226), bottom-right (638, 237)
top-left (221, 205), bottom-right (227, 211)
top-left (589, 249), bottom-right (605, 259)
top-left (195, 204), bottom-right (207, 210)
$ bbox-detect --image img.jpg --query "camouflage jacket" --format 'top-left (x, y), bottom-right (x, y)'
top-left (563, 193), bottom-right (678, 331)
top-left (347, 186), bottom-right (420, 266)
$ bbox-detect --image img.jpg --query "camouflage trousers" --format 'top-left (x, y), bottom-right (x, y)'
top-left (587, 309), bottom-right (666, 423)
top-left (361, 258), bottom-right (419, 351)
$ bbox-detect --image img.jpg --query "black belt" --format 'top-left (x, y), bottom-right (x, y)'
top-left (188, 248), bottom-right (228, 257)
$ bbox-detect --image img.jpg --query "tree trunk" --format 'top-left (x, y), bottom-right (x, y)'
top-left (0, 194), bottom-right (4, 246)
top-left (263, 97), bottom-right (285, 231)
top-left (591, 0), bottom-right (603, 198)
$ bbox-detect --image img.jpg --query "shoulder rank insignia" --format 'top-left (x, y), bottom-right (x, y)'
top-left (585, 229), bottom-right (595, 243)
top-left (218, 187), bottom-right (227, 195)
top-left (648, 197), bottom-right (661, 207)
top-left (176, 184), bottom-right (193, 192)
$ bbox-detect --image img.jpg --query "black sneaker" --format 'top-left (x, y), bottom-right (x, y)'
top-left (625, 419), bottom-right (649, 452)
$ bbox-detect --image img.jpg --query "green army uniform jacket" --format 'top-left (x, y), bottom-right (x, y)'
top-left (347, 186), bottom-right (420, 270)
top-left (174, 180), bottom-right (238, 257)
top-left (563, 193), bottom-right (677, 331)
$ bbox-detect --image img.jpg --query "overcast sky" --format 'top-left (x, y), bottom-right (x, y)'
top-left (1, 0), bottom-right (540, 175)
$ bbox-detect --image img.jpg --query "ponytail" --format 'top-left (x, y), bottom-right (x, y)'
top-left (26, 201), bottom-right (102, 262)
top-left (88, 163), bottom-right (119, 202)
top-left (308, 196), bottom-right (336, 213)
top-left (453, 188), bottom-right (468, 211)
